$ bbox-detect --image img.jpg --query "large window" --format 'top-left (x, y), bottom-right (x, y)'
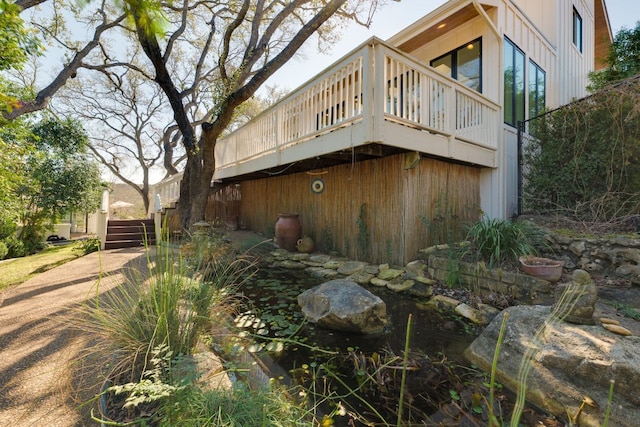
top-left (529, 60), bottom-right (546, 119)
top-left (504, 37), bottom-right (525, 127)
top-left (573, 7), bottom-right (583, 52)
top-left (431, 38), bottom-right (482, 93)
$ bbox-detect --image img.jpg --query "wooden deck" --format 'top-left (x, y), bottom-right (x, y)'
top-left (155, 37), bottom-right (500, 207)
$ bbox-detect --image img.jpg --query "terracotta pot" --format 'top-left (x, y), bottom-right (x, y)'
top-left (296, 236), bottom-right (314, 253)
top-left (519, 256), bottom-right (565, 283)
top-left (275, 213), bottom-right (302, 252)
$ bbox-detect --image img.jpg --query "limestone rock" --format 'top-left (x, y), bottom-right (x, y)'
top-left (370, 277), bottom-right (388, 287)
top-left (306, 267), bottom-right (340, 279)
top-left (454, 303), bottom-right (487, 325)
top-left (322, 260), bottom-right (344, 270)
top-left (378, 268), bottom-right (403, 281)
top-left (425, 295), bottom-right (461, 310)
top-left (309, 254), bottom-right (331, 264)
top-left (408, 282), bottom-right (433, 298)
top-left (554, 269), bottom-right (598, 325)
top-left (465, 305), bottom-right (640, 427)
top-left (387, 279), bottom-right (414, 292)
top-left (290, 253), bottom-right (310, 261)
top-left (346, 271), bottom-right (374, 285)
top-left (297, 279), bottom-right (387, 334)
top-left (405, 260), bottom-right (428, 277)
top-left (336, 261), bottom-right (365, 275)
top-left (280, 260), bottom-right (306, 269)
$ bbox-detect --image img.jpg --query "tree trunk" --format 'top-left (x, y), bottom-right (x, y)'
top-left (178, 128), bottom-right (217, 229)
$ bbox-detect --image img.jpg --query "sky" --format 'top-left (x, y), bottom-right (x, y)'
top-left (263, 0), bottom-right (640, 93)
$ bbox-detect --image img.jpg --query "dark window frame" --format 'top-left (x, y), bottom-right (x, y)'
top-left (573, 7), bottom-right (583, 53)
top-left (504, 36), bottom-right (525, 127)
top-left (528, 59), bottom-right (546, 120)
top-left (430, 37), bottom-right (483, 93)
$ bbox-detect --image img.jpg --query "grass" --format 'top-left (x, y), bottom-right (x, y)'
top-left (0, 244), bottom-right (82, 290)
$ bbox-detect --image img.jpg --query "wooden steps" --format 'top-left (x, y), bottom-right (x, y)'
top-left (105, 219), bottom-right (155, 250)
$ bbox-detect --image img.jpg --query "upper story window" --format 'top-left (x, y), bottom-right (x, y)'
top-left (573, 7), bottom-right (583, 53)
top-left (529, 60), bottom-right (546, 119)
top-left (504, 37), bottom-right (525, 127)
top-left (430, 38), bottom-right (482, 93)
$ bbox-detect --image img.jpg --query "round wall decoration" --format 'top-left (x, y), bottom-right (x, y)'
top-left (310, 178), bottom-right (325, 194)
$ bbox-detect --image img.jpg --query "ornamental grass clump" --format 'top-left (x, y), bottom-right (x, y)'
top-left (78, 235), bottom-right (254, 383)
top-left (465, 216), bottom-right (544, 267)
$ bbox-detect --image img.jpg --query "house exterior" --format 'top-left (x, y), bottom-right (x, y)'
top-left (155, 0), bottom-right (612, 264)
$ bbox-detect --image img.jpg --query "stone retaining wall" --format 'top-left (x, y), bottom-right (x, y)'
top-left (542, 233), bottom-right (640, 284)
top-left (426, 255), bottom-right (552, 299)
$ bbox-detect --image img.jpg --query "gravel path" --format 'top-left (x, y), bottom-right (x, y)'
top-left (0, 248), bottom-right (150, 427)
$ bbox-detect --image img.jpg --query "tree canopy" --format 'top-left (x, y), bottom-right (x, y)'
top-left (589, 21), bottom-right (640, 90)
top-left (3, 0), bottom-right (388, 228)
top-left (0, 115), bottom-right (102, 256)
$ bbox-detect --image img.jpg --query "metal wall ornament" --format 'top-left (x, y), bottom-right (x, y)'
top-left (310, 178), bottom-right (325, 194)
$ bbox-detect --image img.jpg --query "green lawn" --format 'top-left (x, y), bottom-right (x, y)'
top-left (0, 244), bottom-right (82, 291)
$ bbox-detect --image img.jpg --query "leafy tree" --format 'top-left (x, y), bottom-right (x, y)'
top-left (0, 0), bottom-right (40, 71)
top-left (589, 21), bottom-right (640, 90)
top-left (4, 0), bottom-right (385, 228)
top-left (128, 0), bottom-right (386, 227)
top-left (4, 117), bottom-right (102, 254)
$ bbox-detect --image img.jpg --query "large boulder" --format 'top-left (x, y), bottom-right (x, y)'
top-left (298, 279), bottom-right (387, 334)
top-left (465, 305), bottom-right (640, 427)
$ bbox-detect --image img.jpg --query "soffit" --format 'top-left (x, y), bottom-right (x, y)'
top-left (394, 3), bottom-right (495, 54)
top-left (594, 0), bottom-right (613, 71)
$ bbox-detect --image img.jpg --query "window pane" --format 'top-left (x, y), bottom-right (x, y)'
top-left (528, 61), bottom-right (546, 120)
top-left (529, 62), bottom-right (538, 118)
top-left (515, 48), bottom-right (525, 125)
top-left (431, 55), bottom-right (452, 78)
top-left (573, 9), bottom-right (583, 52)
top-left (504, 40), bottom-right (514, 125)
top-left (457, 40), bottom-right (481, 91)
top-left (538, 70), bottom-right (546, 110)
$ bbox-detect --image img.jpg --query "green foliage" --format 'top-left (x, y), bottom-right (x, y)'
top-left (79, 236), bottom-right (253, 380)
top-left (465, 216), bottom-right (541, 267)
top-left (523, 77), bottom-right (640, 222)
top-left (0, 241), bottom-right (7, 260)
top-left (356, 203), bottom-right (369, 259)
top-left (107, 344), bottom-right (182, 410)
top-left (0, 0), bottom-right (41, 71)
top-left (76, 237), bottom-right (101, 255)
top-left (3, 235), bottom-right (26, 258)
top-left (1, 116), bottom-right (103, 252)
top-left (589, 22), bottom-right (640, 90)
top-left (320, 226), bottom-right (334, 253)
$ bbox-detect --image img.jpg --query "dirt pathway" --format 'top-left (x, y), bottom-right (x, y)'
top-left (0, 248), bottom-right (150, 427)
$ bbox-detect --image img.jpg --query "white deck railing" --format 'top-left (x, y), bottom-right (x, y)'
top-left (155, 38), bottom-right (499, 206)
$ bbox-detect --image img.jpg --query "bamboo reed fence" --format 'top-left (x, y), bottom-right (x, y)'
top-left (207, 153), bottom-right (480, 265)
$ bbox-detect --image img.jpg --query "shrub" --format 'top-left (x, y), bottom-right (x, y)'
top-left (76, 237), bottom-right (100, 255)
top-left (523, 77), bottom-right (640, 222)
top-left (4, 235), bottom-right (26, 258)
top-left (0, 241), bottom-right (7, 260)
top-left (19, 224), bottom-right (47, 255)
top-left (465, 216), bottom-right (543, 267)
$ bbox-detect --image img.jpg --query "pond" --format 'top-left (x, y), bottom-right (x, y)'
top-left (230, 265), bottom-right (487, 425)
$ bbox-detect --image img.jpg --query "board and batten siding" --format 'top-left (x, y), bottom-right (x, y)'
top-left (232, 153), bottom-right (480, 265)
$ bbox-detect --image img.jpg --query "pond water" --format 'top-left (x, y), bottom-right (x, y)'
top-left (235, 265), bottom-right (477, 378)
top-left (228, 263), bottom-right (564, 427)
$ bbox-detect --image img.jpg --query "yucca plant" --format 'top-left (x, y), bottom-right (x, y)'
top-left (465, 216), bottom-right (544, 267)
